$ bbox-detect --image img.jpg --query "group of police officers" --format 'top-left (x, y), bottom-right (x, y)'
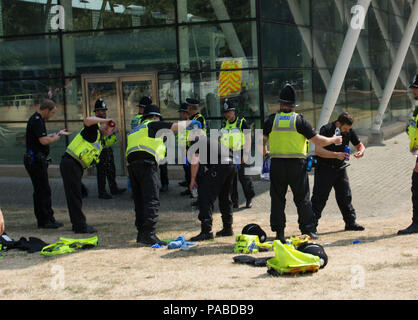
top-left (22, 75), bottom-right (418, 246)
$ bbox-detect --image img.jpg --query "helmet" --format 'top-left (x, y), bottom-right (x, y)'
top-left (278, 84), bottom-right (299, 107)
top-left (139, 96), bottom-right (152, 108)
top-left (297, 242), bottom-right (328, 268)
top-left (94, 98), bottom-right (107, 112)
top-left (222, 98), bottom-right (235, 113)
top-left (241, 224), bottom-right (267, 243)
top-left (409, 74), bottom-right (418, 89)
top-left (143, 104), bottom-right (161, 119)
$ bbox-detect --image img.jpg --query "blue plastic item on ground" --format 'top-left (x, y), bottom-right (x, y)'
top-left (167, 236), bottom-right (195, 250)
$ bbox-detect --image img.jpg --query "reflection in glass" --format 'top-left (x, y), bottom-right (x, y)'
top-left (177, 0), bottom-right (255, 23)
top-left (62, 27), bottom-right (177, 76)
top-left (261, 0), bottom-right (309, 25)
top-left (0, 79), bottom-right (65, 122)
top-left (0, 35), bottom-right (61, 79)
top-left (158, 73), bottom-right (180, 120)
top-left (179, 22), bottom-right (257, 71)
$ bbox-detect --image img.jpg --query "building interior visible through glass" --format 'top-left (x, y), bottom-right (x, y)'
top-left (0, 0), bottom-right (416, 166)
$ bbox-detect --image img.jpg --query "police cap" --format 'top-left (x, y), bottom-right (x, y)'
top-left (278, 84), bottom-right (299, 107)
top-left (94, 99), bottom-right (108, 112)
top-left (409, 74), bottom-right (418, 89)
top-left (139, 96), bottom-right (152, 108)
top-left (222, 98), bottom-right (235, 113)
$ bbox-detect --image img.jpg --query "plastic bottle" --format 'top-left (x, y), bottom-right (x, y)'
top-left (344, 145), bottom-right (350, 161)
top-left (192, 186), bottom-right (198, 198)
top-left (335, 127), bottom-right (342, 146)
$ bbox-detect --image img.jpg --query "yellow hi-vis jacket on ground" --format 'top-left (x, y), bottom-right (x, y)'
top-left (126, 120), bottom-right (166, 162)
top-left (408, 113), bottom-right (418, 151)
top-left (66, 128), bottom-right (103, 169)
top-left (220, 116), bottom-right (246, 151)
top-left (269, 112), bottom-right (308, 158)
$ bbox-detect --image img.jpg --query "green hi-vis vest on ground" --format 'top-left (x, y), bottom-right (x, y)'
top-left (408, 113), bottom-right (418, 151)
top-left (186, 113), bottom-right (207, 147)
top-left (269, 112), bottom-right (308, 158)
top-left (98, 123), bottom-right (118, 148)
top-left (220, 116), bottom-right (246, 151)
top-left (66, 128), bottom-right (103, 169)
top-left (126, 119), bottom-right (166, 162)
top-left (131, 114), bottom-right (143, 130)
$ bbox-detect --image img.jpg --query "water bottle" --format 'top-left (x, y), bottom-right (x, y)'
top-left (344, 145), bottom-right (350, 161)
top-left (192, 186), bottom-right (198, 198)
top-left (261, 157), bottom-right (271, 181)
top-left (335, 127), bottom-right (342, 146)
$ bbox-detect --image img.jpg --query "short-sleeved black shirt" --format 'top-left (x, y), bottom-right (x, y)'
top-left (263, 112), bottom-right (317, 139)
top-left (25, 112), bottom-right (49, 155)
top-left (127, 121), bottom-right (173, 163)
top-left (318, 121), bottom-right (361, 167)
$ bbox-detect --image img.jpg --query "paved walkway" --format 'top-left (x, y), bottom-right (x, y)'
top-left (0, 132), bottom-right (414, 224)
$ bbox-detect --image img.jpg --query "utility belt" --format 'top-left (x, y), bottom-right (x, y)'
top-left (318, 161), bottom-right (349, 170)
top-left (24, 151), bottom-right (51, 166)
top-left (129, 158), bottom-right (158, 167)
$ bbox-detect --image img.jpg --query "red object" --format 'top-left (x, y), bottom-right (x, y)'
top-left (108, 120), bottom-right (116, 127)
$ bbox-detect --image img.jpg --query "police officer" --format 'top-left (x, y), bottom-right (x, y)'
top-left (220, 98), bottom-right (255, 209)
top-left (263, 84), bottom-right (342, 243)
top-left (94, 99), bottom-right (126, 199)
top-left (60, 116), bottom-right (115, 234)
top-left (127, 104), bottom-right (193, 245)
top-left (130, 96), bottom-right (151, 130)
top-left (398, 74), bottom-right (418, 235)
top-left (188, 132), bottom-right (237, 241)
top-left (180, 98), bottom-right (207, 197)
top-left (311, 112), bottom-right (365, 231)
top-left (24, 99), bottom-right (71, 229)
top-left (178, 103), bottom-right (191, 188)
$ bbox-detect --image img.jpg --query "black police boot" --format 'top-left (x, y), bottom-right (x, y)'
top-left (216, 224), bottom-right (233, 237)
top-left (137, 232), bottom-right (167, 246)
top-left (397, 223), bottom-right (418, 235)
top-left (38, 220), bottom-right (64, 229)
top-left (98, 192), bottom-right (112, 199)
top-left (245, 198), bottom-right (253, 209)
top-left (345, 222), bottom-right (365, 231)
top-left (233, 202), bottom-right (239, 209)
top-left (276, 230), bottom-right (285, 244)
top-left (304, 230), bottom-right (319, 240)
top-left (74, 224), bottom-right (97, 234)
top-left (111, 187), bottom-right (127, 195)
top-left (190, 222), bottom-right (214, 242)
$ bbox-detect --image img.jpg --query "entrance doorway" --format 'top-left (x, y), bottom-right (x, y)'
top-left (81, 72), bottom-right (158, 175)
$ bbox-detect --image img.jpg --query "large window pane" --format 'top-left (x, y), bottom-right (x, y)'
top-left (262, 23), bottom-right (311, 69)
top-left (62, 27), bottom-right (177, 76)
top-left (261, 0), bottom-right (309, 25)
top-left (0, 35), bottom-right (61, 79)
top-left (179, 22), bottom-right (257, 71)
top-left (177, 0), bottom-right (255, 23)
top-left (158, 73), bottom-right (180, 120)
top-left (0, 0), bottom-right (58, 36)
top-left (313, 30), bottom-right (344, 69)
top-left (180, 69), bottom-right (259, 128)
top-left (69, 0), bottom-right (175, 32)
top-left (0, 79), bottom-right (65, 122)
top-left (312, 0), bottom-right (344, 32)
top-left (263, 69), bottom-right (314, 124)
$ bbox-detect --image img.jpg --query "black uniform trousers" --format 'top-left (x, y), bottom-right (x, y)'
top-left (412, 170), bottom-right (418, 225)
top-left (23, 153), bottom-right (55, 226)
top-left (128, 160), bottom-right (160, 234)
top-left (311, 165), bottom-right (356, 226)
top-left (159, 163), bottom-right (169, 186)
top-left (231, 163), bottom-right (255, 205)
top-left (270, 158), bottom-right (316, 233)
top-left (96, 147), bottom-right (118, 195)
top-left (60, 155), bottom-right (87, 229)
top-left (197, 164), bottom-right (236, 227)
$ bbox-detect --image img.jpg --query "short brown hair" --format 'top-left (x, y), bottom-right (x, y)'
top-left (39, 99), bottom-right (56, 111)
top-left (337, 112), bottom-right (354, 126)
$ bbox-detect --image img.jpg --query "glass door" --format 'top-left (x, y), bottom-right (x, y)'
top-left (81, 73), bottom-right (158, 175)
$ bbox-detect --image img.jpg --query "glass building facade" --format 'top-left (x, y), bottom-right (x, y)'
top-left (0, 0), bottom-right (417, 170)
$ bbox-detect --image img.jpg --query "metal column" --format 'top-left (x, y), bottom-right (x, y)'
top-left (317, 0), bottom-right (371, 130)
top-left (371, 0), bottom-right (418, 136)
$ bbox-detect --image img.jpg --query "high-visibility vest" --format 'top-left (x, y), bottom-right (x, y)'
top-left (66, 128), bottom-right (103, 169)
top-left (126, 119), bottom-right (166, 162)
top-left (220, 116), bottom-right (246, 151)
top-left (269, 112), bottom-right (308, 158)
top-left (186, 113), bottom-right (206, 147)
top-left (130, 114), bottom-right (143, 130)
top-left (408, 113), bottom-right (418, 150)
